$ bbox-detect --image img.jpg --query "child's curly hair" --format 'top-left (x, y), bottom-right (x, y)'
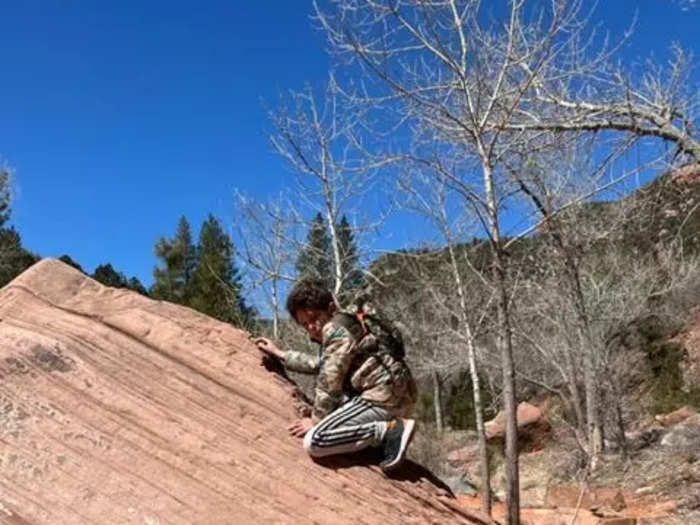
top-left (286, 279), bottom-right (334, 321)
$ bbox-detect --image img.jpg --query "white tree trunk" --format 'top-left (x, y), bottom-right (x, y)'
top-left (482, 161), bottom-right (519, 525)
top-left (446, 240), bottom-right (492, 515)
top-left (466, 332), bottom-right (491, 515)
top-left (432, 370), bottom-right (444, 433)
top-left (271, 281), bottom-right (280, 340)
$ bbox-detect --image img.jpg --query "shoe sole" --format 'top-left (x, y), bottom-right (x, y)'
top-left (380, 419), bottom-right (416, 472)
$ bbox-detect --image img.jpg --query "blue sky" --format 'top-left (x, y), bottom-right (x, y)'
top-left (1, 1), bottom-right (698, 287)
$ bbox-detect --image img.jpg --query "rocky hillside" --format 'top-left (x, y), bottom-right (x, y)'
top-left (362, 165), bottom-right (700, 523)
top-left (0, 259), bottom-right (488, 525)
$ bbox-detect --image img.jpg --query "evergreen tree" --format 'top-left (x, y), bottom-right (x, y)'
top-left (0, 227), bottom-right (40, 287)
top-left (92, 263), bottom-right (148, 295)
top-left (337, 215), bottom-right (362, 299)
top-left (189, 214), bottom-right (251, 326)
top-left (296, 213), bottom-right (332, 288)
top-left (151, 216), bottom-right (196, 303)
top-left (0, 168), bottom-right (11, 228)
top-left (177, 216), bottom-right (197, 294)
top-left (0, 169), bottom-right (38, 286)
top-left (126, 277), bottom-right (148, 295)
top-left (92, 263), bottom-right (128, 288)
top-left (151, 237), bottom-right (177, 300)
top-left (58, 254), bottom-right (85, 273)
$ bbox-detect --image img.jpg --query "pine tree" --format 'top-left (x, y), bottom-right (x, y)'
top-left (151, 216), bottom-right (196, 303)
top-left (296, 213), bottom-right (332, 288)
top-left (189, 214), bottom-right (251, 326)
top-left (0, 227), bottom-right (39, 287)
top-left (92, 263), bottom-right (128, 288)
top-left (126, 277), bottom-right (148, 295)
top-left (337, 215), bottom-right (362, 299)
top-left (151, 237), bottom-right (177, 300)
top-left (92, 263), bottom-right (147, 295)
top-left (0, 169), bottom-right (39, 285)
top-left (177, 216), bottom-right (197, 296)
top-left (58, 254), bottom-right (85, 273)
top-left (0, 168), bottom-right (11, 228)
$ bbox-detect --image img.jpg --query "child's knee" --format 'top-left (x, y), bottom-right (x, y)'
top-left (303, 427), bottom-right (336, 458)
top-left (303, 427), bottom-right (322, 457)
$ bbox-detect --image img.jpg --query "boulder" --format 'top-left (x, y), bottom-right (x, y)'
top-left (545, 485), bottom-right (626, 512)
top-left (655, 405), bottom-right (697, 427)
top-left (485, 402), bottom-right (542, 439)
top-left (442, 473), bottom-right (479, 497)
top-left (624, 425), bottom-right (664, 451)
top-left (458, 495), bottom-right (637, 525)
top-left (0, 259), bottom-right (482, 525)
top-left (660, 414), bottom-right (700, 449)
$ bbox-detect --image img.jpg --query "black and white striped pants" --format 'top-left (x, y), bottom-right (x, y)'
top-left (303, 397), bottom-right (394, 458)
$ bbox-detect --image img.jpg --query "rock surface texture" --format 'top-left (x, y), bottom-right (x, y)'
top-left (0, 259), bottom-right (484, 525)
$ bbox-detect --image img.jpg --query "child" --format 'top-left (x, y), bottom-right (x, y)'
top-left (255, 279), bottom-right (417, 471)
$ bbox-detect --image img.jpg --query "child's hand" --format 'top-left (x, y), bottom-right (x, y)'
top-left (251, 337), bottom-right (284, 360)
top-left (287, 418), bottom-right (313, 438)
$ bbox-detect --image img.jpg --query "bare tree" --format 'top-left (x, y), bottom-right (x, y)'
top-left (396, 163), bottom-right (495, 513)
top-left (503, 137), bottom-right (662, 468)
top-left (313, 2), bottom-right (698, 521)
top-left (269, 76), bottom-right (382, 299)
top-left (236, 192), bottom-right (298, 339)
top-left (508, 144), bottom-right (700, 470)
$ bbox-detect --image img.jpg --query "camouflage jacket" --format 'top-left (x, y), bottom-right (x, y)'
top-left (283, 349), bottom-right (320, 374)
top-left (285, 313), bottom-right (417, 423)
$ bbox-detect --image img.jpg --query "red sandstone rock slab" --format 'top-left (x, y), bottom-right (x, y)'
top-left (457, 496), bottom-right (633, 525)
top-left (655, 406), bottom-right (697, 426)
top-left (485, 402), bottom-right (542, 439)
top-left (459, 491), bottom-right (674, 524)
top-left (623, 496), bottom-right (677, 520)
top-left (0, 259), bottom-right (480, 525)
top-left (545, 485), bottom-right (626, 511)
